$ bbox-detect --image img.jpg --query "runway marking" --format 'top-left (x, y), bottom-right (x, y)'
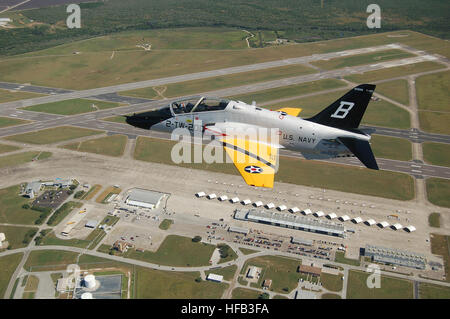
top-left (411, 170), bottom-right (422, 173)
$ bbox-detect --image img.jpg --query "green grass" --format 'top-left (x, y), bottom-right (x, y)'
top-left (426, 178), bottom-right (450, 208)
top-left (240, 255), bottom-right (301, 294)
top-left (344, 61), bottom-right (445, 83)
top-left (239, 248), bottom-right (260, 255)
top-left (134, 136), bottom-right (415, 200)
top-left (311, 49), bottom-right (414, 70)
top-left (205, 265), bottom-right (237, 281)
top-left (419, 110), bottom-right (450, 135)
top-left (158, 219), bottom-right (173, 230)
top-left (217, 244), bottom-right (238, 264)
top-left (24, 275), bottom-right (39, 292)
top-left (334, 251), bottom-right (360, 267)
top-left (376, 79), bottom-right (409, 105)
top-left (265, 90), bottom-right (411, 129)
top-left (321, 293), bottom-right (341, 299)
top-left (22, 99), bottom-right (122, 115)
top-left (4, 126), bottom-right (103, 145)
top-left (346, 270), bottom-right (413, 299)
top-left (124, 235), bottom-right (215, 267)
top-left (46, 201), bottom-right (83, 226)
top-left (416, 71), bottom-right (449, 112)
top-left (423, 142), bottom-right (450, 167)
top-left (0, 253), bottom-right (24, 298)
top-left (0, 184), bottom-right (46, 225)
top-left (102, 116), bottom-right (127, 124)
top-left (371, 135), bottom-right (412, 161)
top-left (428, 213), bottom-right (440, 228)
top-left (0, 151), bottom-right (52, 169)
top-left (135, 267), bottom-right (228, 299)
top-left (0, 89), bottom-right (44, 103)
top-left (24, 250), bottom-right (79, 271)
top-left (120, 63), bottom-right (316, 99)
top-left (229, 79), bottom-right (346, 104)
top-left (62, 134), bottom-right (127, 157)
top-left (430, 234), bottom-right (450, 282)
top-left (419, 283), bottom-right (450, 299)
top-left (320, 273), bottom-right (343, 292)
top-left (0, 225), bottom-right (38, 250)
top-left (0, 117), bottom-right (30, 129)
top-left (231, 287), bottom-right (262, 299)
top-left (83, 184), bottom-right (102, 200)
top-left (0, 143), bottom-right (21, 154)
top-left (39, 231), bottom-right (90, 249)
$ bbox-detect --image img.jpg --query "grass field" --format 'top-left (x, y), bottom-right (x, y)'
top-left (0, 151), bottom-right (52, 170)
top-left (430, 234), bottom-right (450, 282)
top-left (239, 248), bottom-right (260, 255)
top-left (121, 63), bottom-right (316, 99)
top-left (229, 79), bottom-right (346, 104)
top-left (346, 270), bottom-right (413, 299)
top-left (0, 116), bottom-right (30, 128)
top-left (334, 251), bottom-right (361, 266)
top-left (218, 244), bottom-right (238, 264)
top-left (0, 253), bottom-right (23, 298)
top-left (419, 110), bottom-right (450, 135)
top-left (428, 213), bottom-right (440, 228)
top-left (320, 273), bottom-right (343, 292)
top-left (24, 250), bottom-right (79, 271)
top-left (0, 184), bottom-right (45, 225)
top-left (4, 126), bottom-right (103, 145)
top-left (375, 79), bottom-right (409, 105)
top-left (123, 235), bottom-right (215, 267)
top-left (344, 61), bottom-right (445, 83)
top-left (0, 143), bottom-right (21, 154)
top-left (419, 283), bottom-right (450, 299)
top-left (0, 225), bottom-right (38, 250)
top-left (39, 231), bottom-right (90, 249)
top-left (205, 265), bottom-right (237, 281)
top-left (310, 49), bottom-right (414, 70)
top-left (21, 99), bottom-right (122, 115)
top-left (265, 90), bottom-right (411, 129)
top-left (95, 186), bottom-right (122, 203)
top-left (134, 136), bottom-right (415, 200)
top-left (422, 142), bottom-right (450, 167)
top-left (102, 115), bottom-right (127, 124)
top-left (158, 219), bottom-right (173, 230)
top-left (240, 255), bottom-right (301, 294)
top-left (63, 134), bottom-right (127, 157)
top-left (426, 178), bottom-right (450, 208)
top-left (135, 267), bottom-right (227, 299)
top-left (83, 184), bottom-right (102, 200)
top-left (321, 293), bottom-right (342, 299)
top-left (371, 135), bottom-right (412, 161)
top-left (416, 71), bottom-right (449, 112)
top-left (46, 201), bottom-right (83, 226)
top-left (0, 89), bottom-right (44, 103)
top-left (231, 287), bottom-right (262, 299)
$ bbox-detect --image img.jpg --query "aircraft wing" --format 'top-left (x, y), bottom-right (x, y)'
top-left (220, 136), bottom-right (279, 188)
top-left (275, 107), bottom-right (302, 117)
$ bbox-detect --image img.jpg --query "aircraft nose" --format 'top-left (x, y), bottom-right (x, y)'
top-left (125, 115), bottom-right (150, 129)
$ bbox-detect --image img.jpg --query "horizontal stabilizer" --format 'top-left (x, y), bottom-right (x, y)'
top-left (339, 137), bottom-right (379, 170)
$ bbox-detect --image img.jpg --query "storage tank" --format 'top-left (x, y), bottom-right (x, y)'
top-left (83, 275), bottom-right (96, 289)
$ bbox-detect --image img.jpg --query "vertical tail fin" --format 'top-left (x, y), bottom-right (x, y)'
top-left (306, 84), bottom-right (376, 129)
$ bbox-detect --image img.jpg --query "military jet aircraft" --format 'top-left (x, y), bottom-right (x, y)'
top-left (126, 84), bottom-right (379, 188)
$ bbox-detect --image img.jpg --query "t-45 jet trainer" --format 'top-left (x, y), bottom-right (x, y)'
top-left (126, 84), bottom-right (379, 188)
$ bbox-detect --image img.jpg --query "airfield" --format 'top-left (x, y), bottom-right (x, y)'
top-left (0, 28), bottom-right (449, 299)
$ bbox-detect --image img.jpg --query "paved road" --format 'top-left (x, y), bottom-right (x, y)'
top-left (361, 126), bottom-right (450, 144)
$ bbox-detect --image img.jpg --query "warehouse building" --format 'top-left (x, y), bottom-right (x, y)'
top-left (125, 188), bottom-right (165, 209)
top-left (234, 209), bottom-right (345, 237)
top-left (364, 245), bottom-right (427, 270)
top-left (228, 226), bottom-right (249, 235)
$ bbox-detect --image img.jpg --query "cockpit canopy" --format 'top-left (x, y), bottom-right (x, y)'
top-left (171, 96), bottom-right (229, 114)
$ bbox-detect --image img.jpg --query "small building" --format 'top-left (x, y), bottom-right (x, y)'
top-left (277, 205), bottom-right (287, 211)
top-left (218, 195), bottom-right (228, 201)
top-left (289, 207), bottom-right (300, 213)
top-left (24, 181), bottom-right (42, 198)
top-left (230, 197), bottom-right (240, 203)
top-left (365, 219), bottom-right (376, 226)
top-left (253, 201), bottom-right (263, 207)
top-left (262, 279), bottom-right (272, 289)
top-left (126, 188), bottom-right (165, 209)
top-left (241, 199), bottom-right (251, 205)
top-left (228, 226), bottom-right (249, 235)
top-left (247, 266), bottom-right (258, 279)
top-left (302, 209), bottom-right (312, 215)
top-left (207, 193), bottom-right (216, 200)
top-left (195, 191), bottom-right (206, 198)
top-left (85, 220), bottom-right (99, 229)
top-left (0, 233), bottom-right (5, 246)
top-left (339, 215), bottom-right (350, 222)
top-left (326, 213), bottom-right (337, 219)
top-left (265, 203), bottom-right (275, 209)
top-left (391, 223), bottom-right (403, 230)
top-left (291, 237), bottom-right (313, 246)
top-left (314, 211), bottom-right (324, 217)
top-left (405, 225), bottom-right (416, 233)
top-left (378, 221), bottom-right (390, 228)
top-left (206, 273), bottom-right (223, 283)
top-left (113, 240), bottom-right (133, 253)
top-left (352, 217), bottom-right (363, 224)
top-left (298, 264), bottom-right (321, 277)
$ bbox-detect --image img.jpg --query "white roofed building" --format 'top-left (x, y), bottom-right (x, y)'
top-left (339, 215), bottom-right (350, 222)
top-left (352, 217), bottom-right (363, 224)
top-left (126, 188), bottom-right (165, 209)
top-left (365, 219), bottom-right (376, 226)
top-left (289, 207), bottom-right (300, 213)
top-left (378, 221), bottom-right (390, 228)
top-left (326, 213), bottom-right (337, 219)
top-left (302, 209), bottom-right (312, 215)
top-left (206, 273), bottom-right (223, 282)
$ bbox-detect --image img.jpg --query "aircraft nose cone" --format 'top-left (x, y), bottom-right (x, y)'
top-left (125, 115), bottom-right (150, 129)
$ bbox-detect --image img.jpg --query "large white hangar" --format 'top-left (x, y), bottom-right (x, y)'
top-left (125, 188), bottom-right (165, 209)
